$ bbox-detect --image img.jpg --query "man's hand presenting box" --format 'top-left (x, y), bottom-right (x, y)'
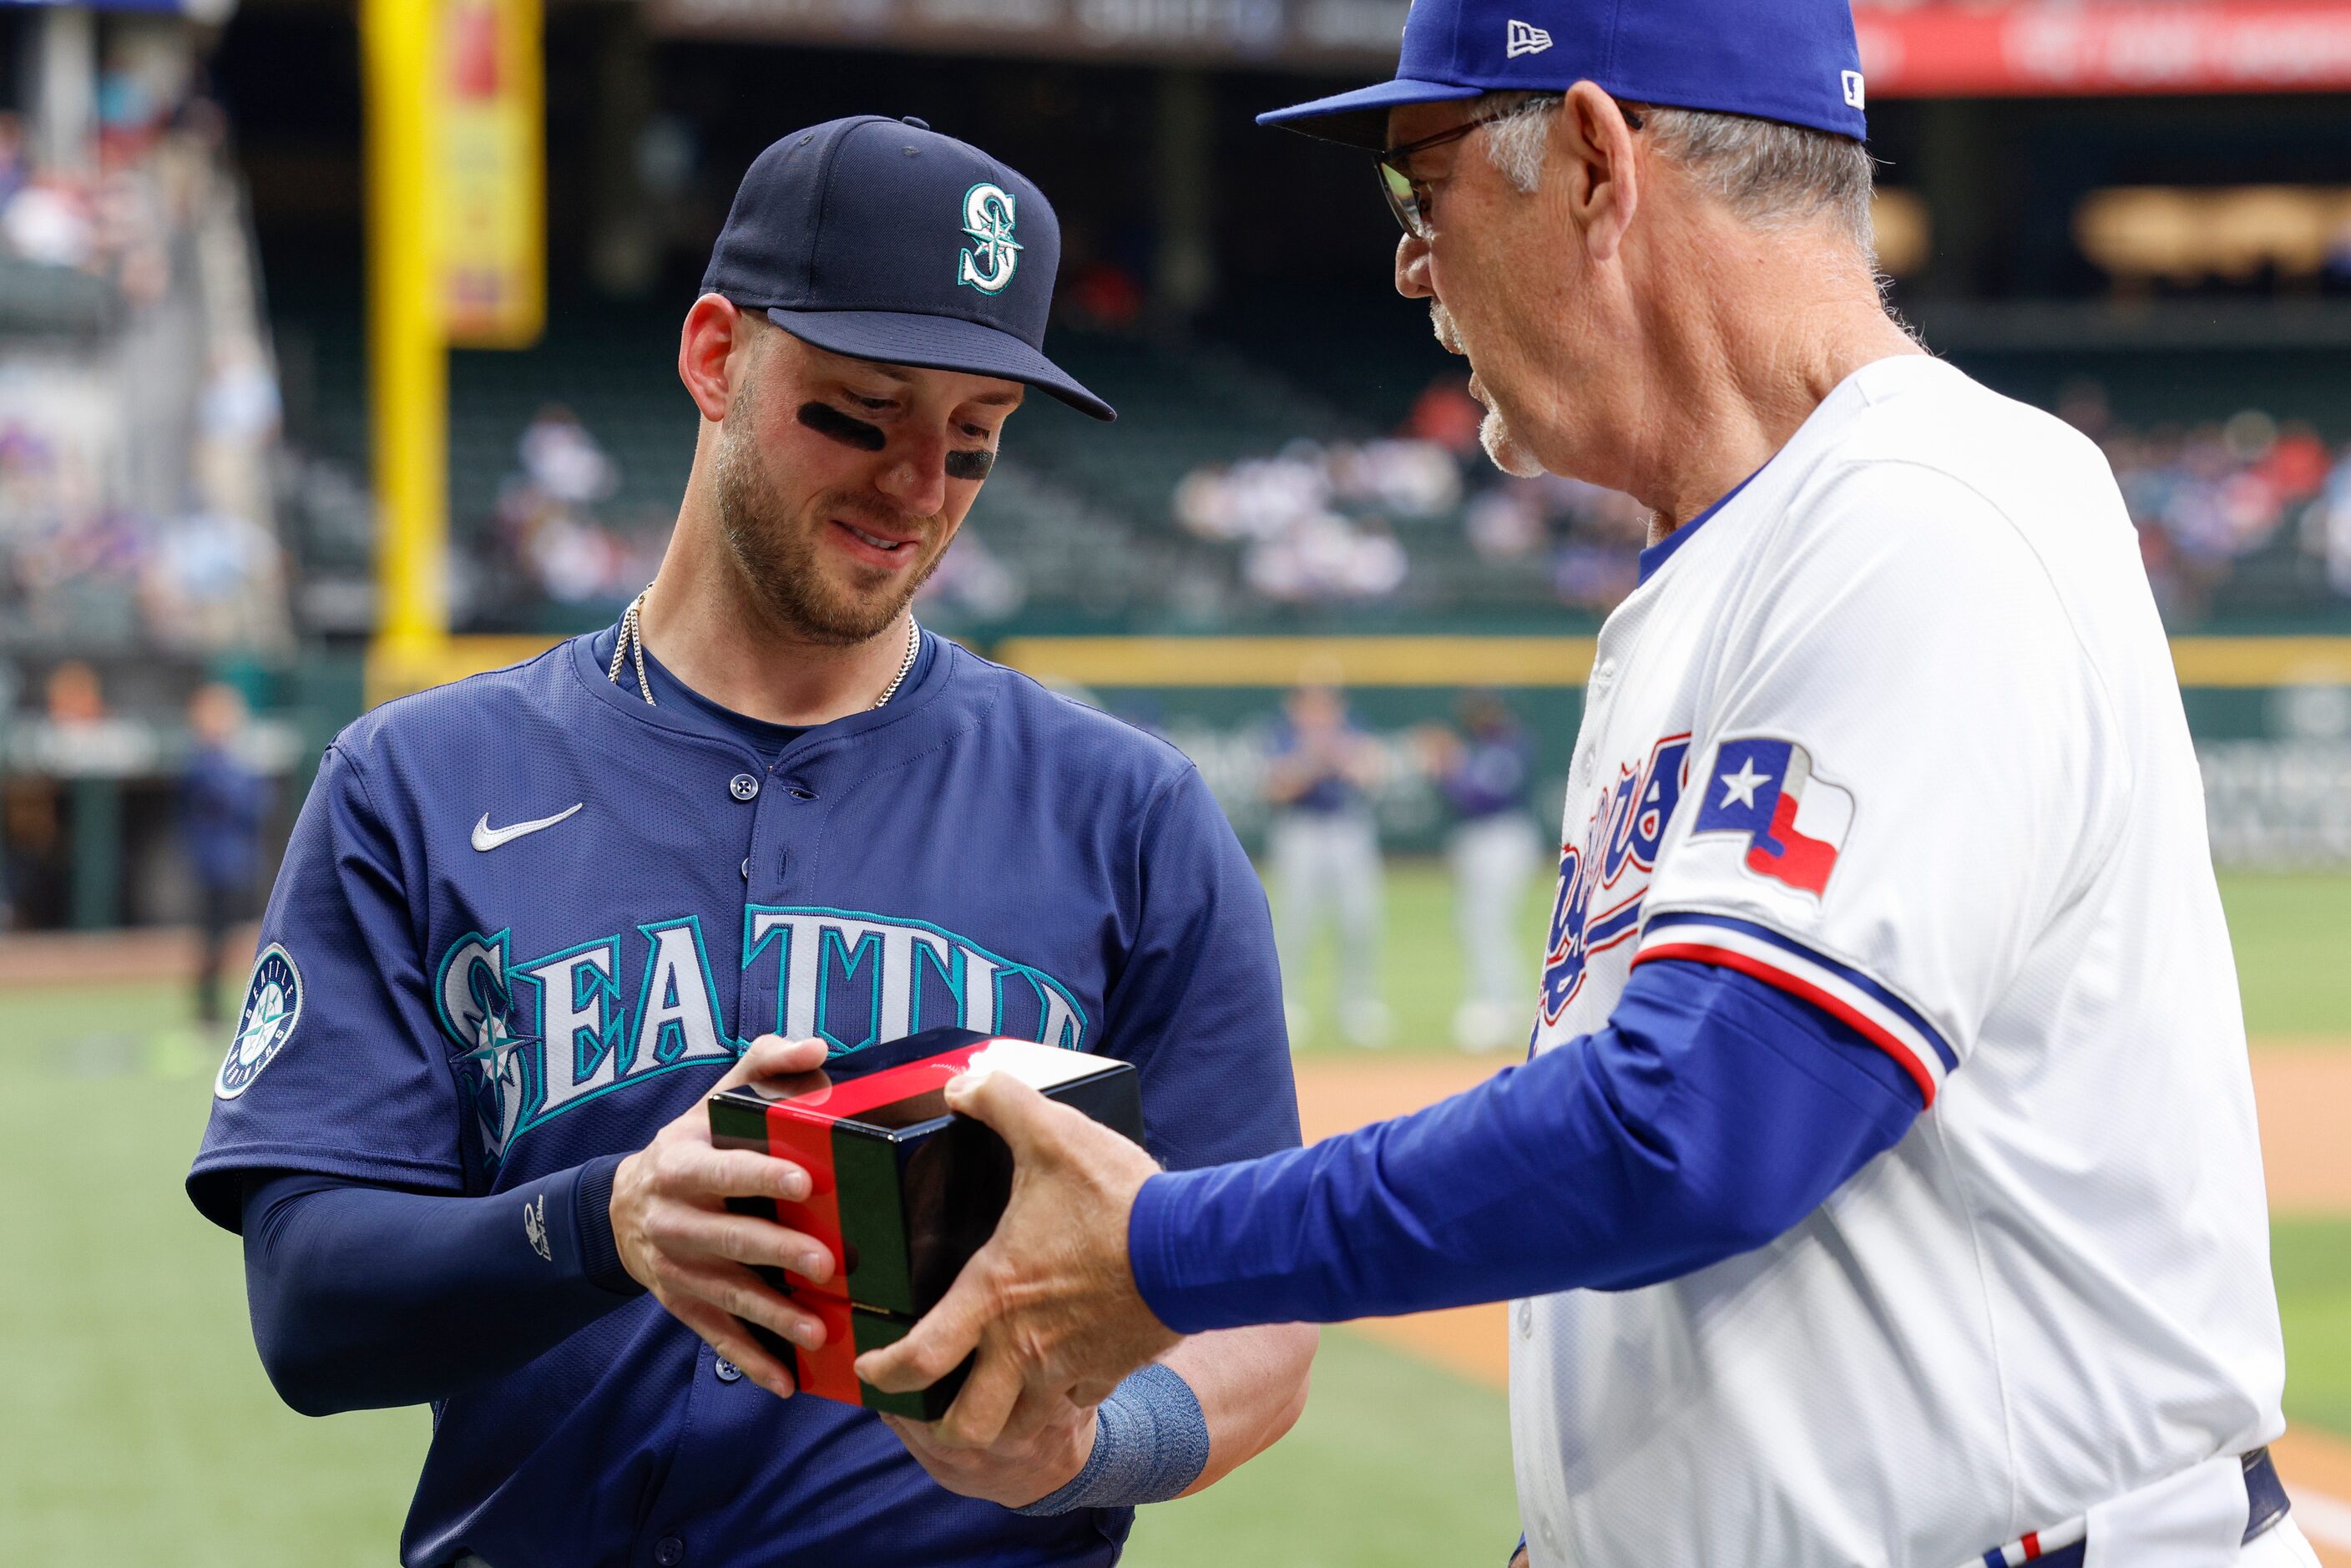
top-left (857, 1066), bottom-right (1181, 1449)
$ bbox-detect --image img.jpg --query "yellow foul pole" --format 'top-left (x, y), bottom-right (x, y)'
top-left (364, 0), bottom-right (447, 675)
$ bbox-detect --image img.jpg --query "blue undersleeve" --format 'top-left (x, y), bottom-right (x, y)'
top-left (1129, 959), bottom-right (1924, 1332)
top-left (239, 1158), bottom-right (643, 1416)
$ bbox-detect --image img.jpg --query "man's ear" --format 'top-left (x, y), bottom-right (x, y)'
top-left (1553, 81), bottom-right (1643, 265)
top-left (678, 293), bottom-right (746, 424)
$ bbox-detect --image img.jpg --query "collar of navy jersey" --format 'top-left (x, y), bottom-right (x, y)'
top-left (570, 620), bottom-right (948, 764)
top-left (635, 640), bottom-right (812, 756)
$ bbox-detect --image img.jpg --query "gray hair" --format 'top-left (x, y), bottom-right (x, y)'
top-left (1477, 90), bottom-right (1877, 257)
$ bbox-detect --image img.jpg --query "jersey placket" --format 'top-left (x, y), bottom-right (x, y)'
top-left (736, 751), bottom-right (815, 1045)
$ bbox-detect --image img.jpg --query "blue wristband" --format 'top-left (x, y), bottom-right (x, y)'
top-left (1010, 1363), bottom-right (1211, 1515)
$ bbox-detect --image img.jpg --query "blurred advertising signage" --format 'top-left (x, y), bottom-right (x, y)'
top-left (647, 0), bottom-right (1411, 64)
top-left (1856, 2), bottom-right (2351, 96)
top-left (441, 0), bottom-right (544, 347)
top-left (0, 1), bottom-right (236, 15)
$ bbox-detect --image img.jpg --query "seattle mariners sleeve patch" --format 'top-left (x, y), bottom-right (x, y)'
top-left (216, 943), bottom-right (303, 1100)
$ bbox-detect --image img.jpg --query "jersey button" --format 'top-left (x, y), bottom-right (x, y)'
top-left (1516, 1299), bottom-right (1534, 1338)
top-left (654, 1536), bottom-right (685, 1566)
top-left (740, 858), bottom-right (750, 882)
top-left (729, 773), bottom-right (760, 802)
top-left (713, 1355), bottom-right (743, 1383)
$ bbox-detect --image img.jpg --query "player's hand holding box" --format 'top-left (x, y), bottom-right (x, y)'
top-left (708, 1027), bottom-right (1145, 1418)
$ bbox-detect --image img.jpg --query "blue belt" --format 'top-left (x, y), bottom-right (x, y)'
top-left (1981, 1448), bottom-right (2290, 1567)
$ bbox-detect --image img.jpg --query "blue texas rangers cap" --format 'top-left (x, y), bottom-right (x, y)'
top-left (1256, 0), bottom-right (1868, 149)
top-left (703, 115), bottom-right (1114, 422)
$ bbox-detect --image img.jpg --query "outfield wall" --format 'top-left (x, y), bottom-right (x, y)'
top-left (994, 637), bottom-right (2351, 866)
top-left (357, 633), bottom-right (2351, 866)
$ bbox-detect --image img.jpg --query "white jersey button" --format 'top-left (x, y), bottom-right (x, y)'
top-left (1516, 1298), bottom-right (1534, 1338)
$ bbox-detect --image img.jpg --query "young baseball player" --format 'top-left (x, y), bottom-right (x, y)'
top-left (857, 8), bottom-right (2321, 1565)
top-left (189, 117), bottom-right (1314, 1567)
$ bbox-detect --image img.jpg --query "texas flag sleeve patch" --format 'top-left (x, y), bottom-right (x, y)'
top-left (1689, 736), bottom-right (1853, 897)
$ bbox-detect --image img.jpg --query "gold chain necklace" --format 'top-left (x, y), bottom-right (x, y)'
top-left (607, 589), bottom-right (920, 711)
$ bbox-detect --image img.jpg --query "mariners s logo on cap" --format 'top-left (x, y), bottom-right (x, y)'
top-left (217, 942), bottom-right (302, 1100)
top-left (699, 117), bottom-right (1112, 420)
top-left (958, 182), bottom-right (1021, 295)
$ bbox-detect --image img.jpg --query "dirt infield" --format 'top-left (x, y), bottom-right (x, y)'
top-left (1294, 1053), bottom-right (2351, 1564)
top-left (0, 924), bottom-right (260, 987)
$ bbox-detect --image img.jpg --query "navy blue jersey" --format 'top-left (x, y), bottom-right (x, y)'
top-left (183, 742), bottom-right (269, 888)
top-left (189, 627), bottom-right (1298, 1568)
top-left (1439, 730), bottom-right (1532, 822)
top-left (1263, 718), bottom-right (1371, 817)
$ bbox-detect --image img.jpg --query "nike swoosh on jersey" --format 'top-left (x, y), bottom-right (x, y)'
top-left (471, 803), bottom-right (584, 852)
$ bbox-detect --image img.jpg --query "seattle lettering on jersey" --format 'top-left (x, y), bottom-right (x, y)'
top-left (1540, 733), bottom-right (1691, 1026)
top-left (435, 906), bottom-right (1087, 1164)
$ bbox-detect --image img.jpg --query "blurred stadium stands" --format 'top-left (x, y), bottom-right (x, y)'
top-left (5, 0), bottom-right (2351, 929)
top-left (260, 281), bottom-right (2351, 638)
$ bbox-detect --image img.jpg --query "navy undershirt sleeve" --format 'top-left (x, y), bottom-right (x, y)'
top-left (240, 1156), bottom-right (644, 1417)
top-left (1129, 959), bottom-right (1924, 1332)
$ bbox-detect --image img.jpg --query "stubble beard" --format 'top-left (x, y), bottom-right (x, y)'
top-left (1432, 297), bottom-right (1546, 480)
top-left (711, 381), bottom-right (950, 647)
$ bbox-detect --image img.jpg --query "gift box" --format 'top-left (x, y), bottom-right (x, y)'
top-left (708, 1026), bottom-right (1145, 1419)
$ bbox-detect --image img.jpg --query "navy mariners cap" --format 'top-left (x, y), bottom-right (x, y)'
top-left (703, 115), bottom-right (1114, 422)
top-left (1256, 0), bottom-right (1868, 149)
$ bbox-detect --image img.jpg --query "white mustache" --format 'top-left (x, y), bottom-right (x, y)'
top-left (1430, 299), bottom-right (1465, 356)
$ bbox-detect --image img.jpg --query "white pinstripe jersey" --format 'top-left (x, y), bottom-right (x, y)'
top-left (1513, 355), bottom-right (2287, 1568)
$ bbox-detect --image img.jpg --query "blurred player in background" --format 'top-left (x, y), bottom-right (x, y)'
top-left (1264, 679), bottom-right (1389, 1046)
top-left (1419, 690), bottom-right (1540, 1051)
top-left (180, 680), bottom-right (265, 1027)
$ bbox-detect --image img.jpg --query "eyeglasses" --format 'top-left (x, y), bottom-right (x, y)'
top-left (1375, 97), bottom-right (1642, 240)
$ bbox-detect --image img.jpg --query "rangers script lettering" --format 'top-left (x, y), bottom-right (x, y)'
top-left (1540, 735), bottom-right (1687, 1027)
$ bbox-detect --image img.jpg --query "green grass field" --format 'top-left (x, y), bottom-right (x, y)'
top-left (2, 867), bottom-right (2344, 1564)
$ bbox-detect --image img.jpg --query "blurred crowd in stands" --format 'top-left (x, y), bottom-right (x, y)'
top-left (0, 37), bottom-right (287, 656)
top-left (2057, 382), bottom-right (2351, 621)
top-left (1166, 374), bottom-right (1668, 615)
top-left (1172, 438), bottom-right (1436, 604)
top-left (1165, 371), bottom-right (2351, 624)
top-left (487, 406), bottom-right (661, 607)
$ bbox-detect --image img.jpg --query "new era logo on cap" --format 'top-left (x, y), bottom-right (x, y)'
top-left (1259, 0), bottom-right (1869, 149)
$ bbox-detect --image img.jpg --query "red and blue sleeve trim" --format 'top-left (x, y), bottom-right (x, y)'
top-left (1633, 910), bottom-right (1959, 1105)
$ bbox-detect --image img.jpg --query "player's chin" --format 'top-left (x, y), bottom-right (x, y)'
top-left (1479, 408), bottom-right (1547, 479)
top-left (805, 562), bottom-right (934, 642)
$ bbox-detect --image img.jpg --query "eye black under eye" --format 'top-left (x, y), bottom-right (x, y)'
top-left (945, 448), bottom-right (994, 482)
top-left (798, 402), bottom-right (886, 452)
